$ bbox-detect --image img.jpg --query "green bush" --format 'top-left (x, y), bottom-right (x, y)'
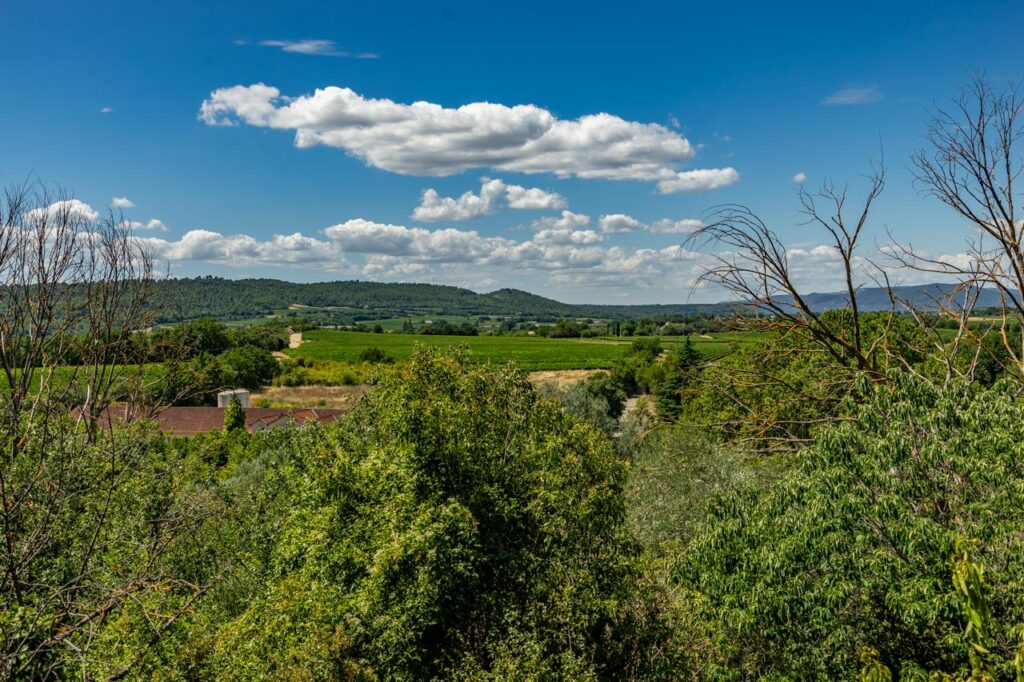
top-left (148, 349), bottom-right (668, 679)
top-left (356, 346), bottom-right (393, 364)
top-left (220, 344), bottom-right (280, 390)
top-left (675, 374), bottom-right (1024, 679)
top-left (624, 424), bottom-right (762, 551)
top-left (274, 360), bottom-right (376, 386)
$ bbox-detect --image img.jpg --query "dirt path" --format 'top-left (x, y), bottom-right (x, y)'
top-left (289, 332), bottom-right (304, 349)
top-left (622, 397), bottom-right (640, 420)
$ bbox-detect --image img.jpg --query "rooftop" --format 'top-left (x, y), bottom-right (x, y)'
top-left (74, 405), bottom-right (347, 437)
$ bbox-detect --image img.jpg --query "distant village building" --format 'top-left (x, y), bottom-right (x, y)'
top-left (74, 405), bottom-right (346, 438)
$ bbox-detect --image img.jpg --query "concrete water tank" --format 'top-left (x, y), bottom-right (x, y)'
top-left (217, 389), bottom-right (251, 408)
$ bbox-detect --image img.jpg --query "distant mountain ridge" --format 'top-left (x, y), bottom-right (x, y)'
top-left (780, 283), bottom-right (1002, 312)
top-left (146, 277), bottom-right (999, 323)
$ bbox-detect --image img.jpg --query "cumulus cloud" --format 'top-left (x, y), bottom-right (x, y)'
top-left (122, 219), bottom-right (169, 232)
top-left (532, 228), bottom-right (603, 246)
top-left (599, 214), bottom-right (642, 234)
top-left (26, 199), bottom-right (100, 225)
top-left (656, 167), bottom-right (740, 194)
top-left (144, 230), bottom-right (343, 267)
top-left (648, 219), bottom-right (704, 233)
top-left (599, 214), bottom-right (703, 234)
top-left (237, 38), bottom-right (377, 59)
top-left (144, 218), bottom-right (677, 280)
top-left (792, 172), bottom-right (807, 183)
top-left (530, 210), bottom-right (591, 231)
top-left (411, 177), bottom-right (566, 222)
top-left (139, 212), bottom-right (913, 301)
top-left (24, 199), bottom-right (167, 233)
top-left (503, 184), bottom-right (567, 210)
top-left (323, 219), bottom-right (533, 264)
top-left (822, 85), bottom-right (883, 106)
top-left (198, 84), bottom-right (734, 190)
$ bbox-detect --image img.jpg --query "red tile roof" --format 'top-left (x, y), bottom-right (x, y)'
top-left (73, 405), bottom-right (347, 437)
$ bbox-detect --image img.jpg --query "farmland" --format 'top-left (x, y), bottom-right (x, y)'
top-left (287, 329), bottom-right (751, 370)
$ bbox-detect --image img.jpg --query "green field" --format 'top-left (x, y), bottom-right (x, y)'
top-left (287, 330), bottom-right (754, 370)
top-left (0, 364), bottom-right (164, 394)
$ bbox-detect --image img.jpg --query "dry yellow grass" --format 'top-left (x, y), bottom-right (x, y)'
top-left (252, 384), bottom-right (370, 410)
top-left (527, 369), bottom-right (606, 388)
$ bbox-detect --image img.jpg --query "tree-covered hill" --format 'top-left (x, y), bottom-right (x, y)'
top-left (144, 277), bottom-right (1001, 324)
top-left (145, 276), bottom-right (732, 323)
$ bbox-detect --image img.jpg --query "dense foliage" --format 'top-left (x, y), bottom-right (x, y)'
top-left (145, 318), bottom-right (284, 403)
top-left (675, 374), bottom-right (1024, 679)
top-left (0, 423), bottom-right (212, 679)
top-left (75, 350), bottom-right (677, 680)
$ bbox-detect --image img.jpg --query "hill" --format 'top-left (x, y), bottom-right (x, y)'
top-left (146, 277), bottom-right (731, 323)
top-left (145, 277), bottom-right (999, 324)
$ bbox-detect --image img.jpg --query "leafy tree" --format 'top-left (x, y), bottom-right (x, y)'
top-left (229, 323), bottom-right (288, 352)
top-left (583, 372), bottom-right (629, 419)
top-left (684, 312), bottom-right (930, 452)
top-left (219, 344), bottom-right (280, 390)
top-left (179, 317), bottom-right (231, 356)
top-left (223, 395), bottom-right (245, 434)
top-left (862, 539), bottom-right (1024, 681)
top-left (656, 336), bottom-right (704, 419)
top-left (655, 371), bottom-right (685, 419)
top-left (971, 330), bottom-right (1017, 388)
top-left (676, 374), bottom-right (1024, 679)
top-left (629, 337), bottom-right (663, 363)
top-left (548, 321), bottom-right (589, 338)
top-left (179, 349), bottom-right (664, 679)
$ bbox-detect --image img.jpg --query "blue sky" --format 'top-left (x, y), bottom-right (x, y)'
top-left (1, 0), bottom-right (1021, 303)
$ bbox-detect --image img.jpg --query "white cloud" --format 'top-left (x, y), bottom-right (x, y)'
top-left (144, 230), bottom-right (343, 267)
top-left (111, 196), bottom-right (134, 208)
top-left (122, 219), bottom-right (169, 232)
top-left (599, 214), bottom-right (703, 234)
top-left (656, 167), bottom-right (740, 194)
top-left (324, 219), bottom-right (512, 262)
top-left (532, 228), bottom-right (603, 245)
top-left (139, 214), bottom-right (923, 301)
top-left (599, 214), bottom-right (643, 233)
top-left (199, 84), bottom-right (734, 189)
top-left (100, 106), bottom-right (113, 114)
top-left (411, 177), bottom-right (566, 222)
top-left (648, 218), bottom-right (704, 233)
top-left (822, 85), bottom-right (883, 106)
top-left (530, 210), bottom-right (591, 231)
top-left (26, 199), bottom-right (99, 225)
top-left (792, 171), bottom-right (807, 183)
top-left (503, 184), bottom-right (566, 210)
top-left (245, 39), bottom-right (377, 59)
top-left (413, 179), bottom-right (505, 221)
